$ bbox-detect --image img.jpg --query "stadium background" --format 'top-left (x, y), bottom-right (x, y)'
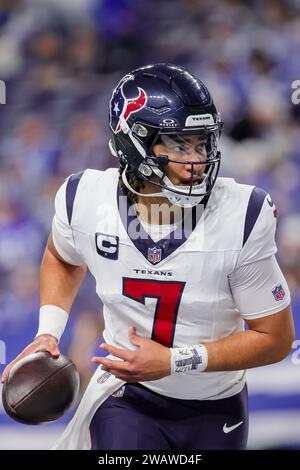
top-left (0, 0), bottom-right (300, 449)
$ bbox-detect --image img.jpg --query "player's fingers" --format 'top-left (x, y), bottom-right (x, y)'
top-left (91, 357), bottom-right (129, 372)
top-left (1, 354), bottom-right (26, 382)
top-left (1, 350), bottom-right (28, 383)
top-left (1, 363), bottom-right (14, 383)
top-left (34, 335), bottom-right (60, 357)
top-left (1, 342), bottom-right (60, 383)
top-left (99, 343), bottom-right (131, 360)
top-left (91, 357), bottom-right (123, 367)
top-left (46, 346), bottom-right (60, 358)
top-left (91, 356), bottom-right (105, 365)
top-left (31, 344), bottom-right (59, 358)
top-left (128, 326), bottom-right (144, 346)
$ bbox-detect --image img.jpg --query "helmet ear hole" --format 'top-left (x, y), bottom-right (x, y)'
top-left (138, 163), bottom-right (152, 177)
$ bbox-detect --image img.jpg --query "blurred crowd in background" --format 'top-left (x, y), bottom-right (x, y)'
top-left (0, 0), bottom-right (300, 449)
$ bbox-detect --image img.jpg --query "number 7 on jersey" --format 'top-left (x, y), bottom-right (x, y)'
top-left (123, 278), bottom-right (186, 347)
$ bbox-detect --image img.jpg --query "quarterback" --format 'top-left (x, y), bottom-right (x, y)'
top-left (2, 64), bottom-right (295, 450)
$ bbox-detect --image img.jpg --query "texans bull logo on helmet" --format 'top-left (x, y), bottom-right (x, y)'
top-left (110, 75), bottom-right (147, 134)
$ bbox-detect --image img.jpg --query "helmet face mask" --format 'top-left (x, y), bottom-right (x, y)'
top-left (109, 63), bottom-right (223, 207)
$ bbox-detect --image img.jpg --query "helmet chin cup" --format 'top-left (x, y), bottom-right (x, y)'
top-left (162, 191), bottom-right (204, 208)
top-left (161, 177), bottom-right (207, 207)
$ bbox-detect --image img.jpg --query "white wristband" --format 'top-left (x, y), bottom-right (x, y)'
top-left (170, 344), bottom-right (208, 374)
top-left (36, 305), bottom-right (68, 342)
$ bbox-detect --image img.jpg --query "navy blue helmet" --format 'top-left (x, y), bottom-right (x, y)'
top-left (109, 63), bottom-right (223, 207)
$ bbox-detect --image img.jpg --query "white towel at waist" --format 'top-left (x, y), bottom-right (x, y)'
top-left (52, 355), bottom-right (125, 450)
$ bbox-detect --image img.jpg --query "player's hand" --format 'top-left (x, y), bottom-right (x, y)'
top-left (1, 334), bottom-right (60, 384)
top-left (91, 326), bottom-right (171, 382)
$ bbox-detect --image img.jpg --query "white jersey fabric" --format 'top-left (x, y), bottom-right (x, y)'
top-left (51, 168), bottom-right (290, 448)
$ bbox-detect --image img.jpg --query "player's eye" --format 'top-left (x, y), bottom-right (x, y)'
top-left (171, 144), bottom-right (188, 153)
top-left (195, 142), bottom-right (207, 152)
top-left (174, 141), bottom-right (207, 154)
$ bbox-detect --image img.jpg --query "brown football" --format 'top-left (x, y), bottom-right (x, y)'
top-left (2, 351), bottom-right (80, 425)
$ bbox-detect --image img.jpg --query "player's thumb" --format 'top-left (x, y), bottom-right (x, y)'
top-left (128, 326), bottom-right (143, 346)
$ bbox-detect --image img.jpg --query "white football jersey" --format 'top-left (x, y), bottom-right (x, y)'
top-left (52, 168), bottom-right (290, 400)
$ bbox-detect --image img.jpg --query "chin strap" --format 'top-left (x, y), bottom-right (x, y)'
top-left (121, 164), bottom-right (205, 207)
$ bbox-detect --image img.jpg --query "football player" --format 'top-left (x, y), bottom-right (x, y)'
top-left (2, 64), bottom-right (295, 450)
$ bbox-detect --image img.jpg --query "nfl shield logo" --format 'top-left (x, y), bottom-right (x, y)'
top-left (148, 246), bottom-right (162, 264)
top-left (272, 284), bottom-right (285, 301)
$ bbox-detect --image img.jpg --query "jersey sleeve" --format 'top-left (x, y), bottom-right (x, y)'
top-left (236, 189), bottom-right (278, 267)
top-left (229, 255), bottom-right (290, 320)
top-left (52, 175), bottom-right (85, 266)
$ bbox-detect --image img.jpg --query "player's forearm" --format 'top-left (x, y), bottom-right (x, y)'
top-left (203, 328), bottom-right (293, 371)
top-left (40, 244), bottom-right (87, 313)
